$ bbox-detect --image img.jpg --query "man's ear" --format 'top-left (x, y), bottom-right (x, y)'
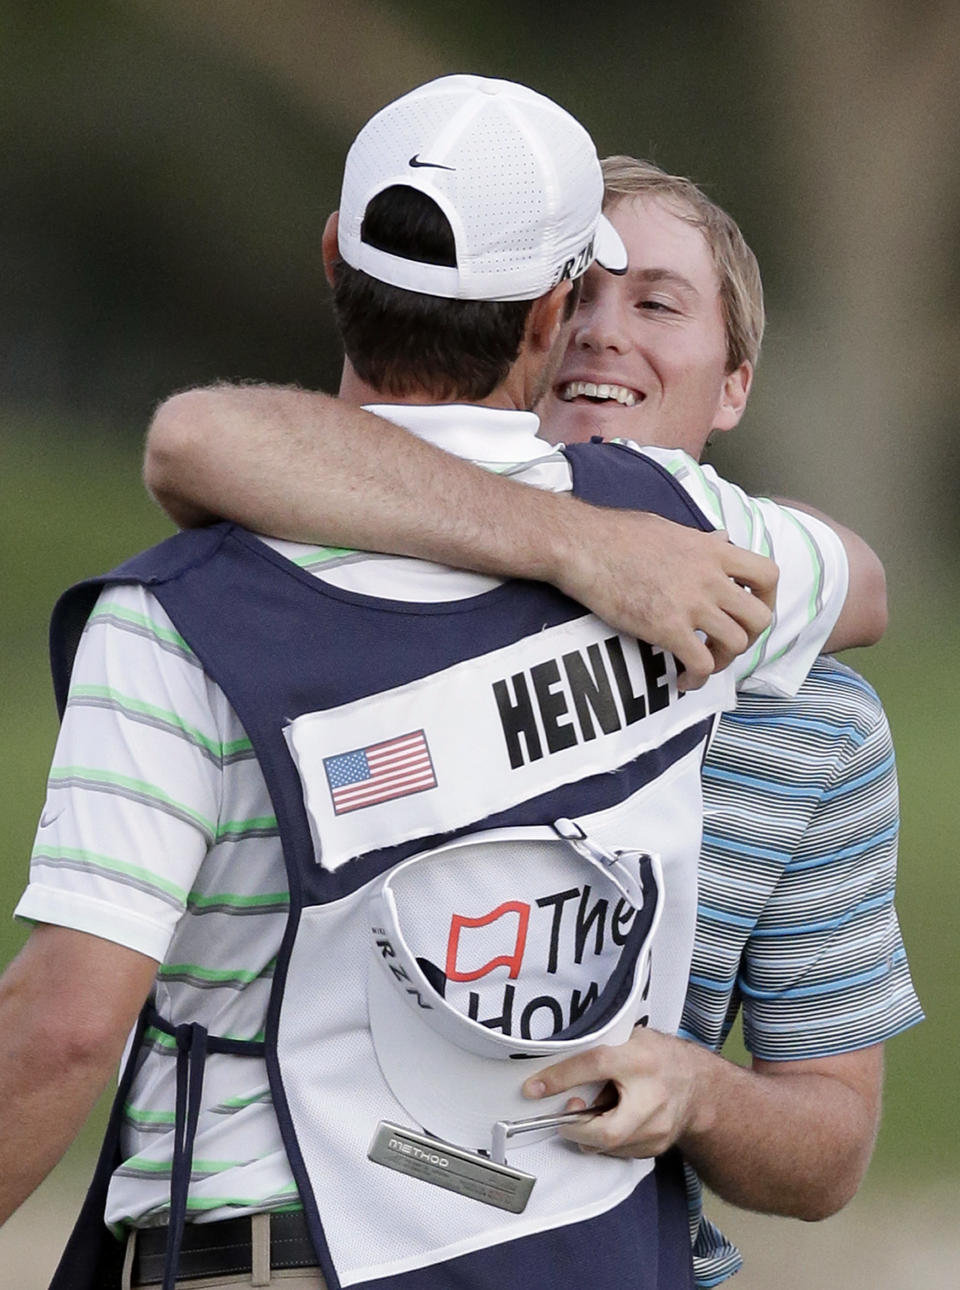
top-left (526, 281), bottom-right (573, 355)
top-left (322, 211), bottom-right (340, 287)
top-left (713, 360), bottom-right (753, 433)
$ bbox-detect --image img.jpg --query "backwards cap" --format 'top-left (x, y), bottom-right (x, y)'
top-left (338, 74), bottom-right (627, 303)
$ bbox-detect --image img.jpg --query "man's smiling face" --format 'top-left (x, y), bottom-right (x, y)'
top-left (540, 196), bottom-right (752, 460)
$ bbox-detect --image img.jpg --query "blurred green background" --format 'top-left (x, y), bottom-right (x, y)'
top-left (1, 1), bottom-right (957, 1285)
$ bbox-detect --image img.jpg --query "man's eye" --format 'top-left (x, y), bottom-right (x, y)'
top-left (638, 299), bottom-right (672, 313)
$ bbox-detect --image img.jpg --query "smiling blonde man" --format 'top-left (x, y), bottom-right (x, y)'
top-left (551, 157), bottom-right (762, 456)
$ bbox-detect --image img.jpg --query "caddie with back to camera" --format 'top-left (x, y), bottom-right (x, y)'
top-left (144, 154), bottom-right (922, 1285)
top-left (3, 75), bottom-right (872, 1290)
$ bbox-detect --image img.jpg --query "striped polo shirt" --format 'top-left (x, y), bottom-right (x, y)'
top-left (684, 654), bottom-right (923, 1286)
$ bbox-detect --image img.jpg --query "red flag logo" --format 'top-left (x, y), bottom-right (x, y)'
top-left (445, 901), bottom-right (530, 982)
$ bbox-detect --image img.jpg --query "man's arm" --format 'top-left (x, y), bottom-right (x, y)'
top-left (144, 385), bottom-right (777, 690)
top-left (0, 924), bottom-right (158, 1224)
top-left (776, 499), bottom-right (887, 650)
top-left (521, 1033), bottom-right (882, 1220)
top-left (525, 673), bottom-right (916, 1220)
top-left (635, 453), bottom-right (887, 665)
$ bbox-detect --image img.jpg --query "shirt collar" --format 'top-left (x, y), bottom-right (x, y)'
top-left (363, 403), bottom-right (556, 467)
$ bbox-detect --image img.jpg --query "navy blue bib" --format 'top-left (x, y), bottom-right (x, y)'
top-left (48, 441), bottom-right (703, 1290)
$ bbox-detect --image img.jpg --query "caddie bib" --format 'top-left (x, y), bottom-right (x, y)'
top-left (48, 441), bottom-right (720, 1290)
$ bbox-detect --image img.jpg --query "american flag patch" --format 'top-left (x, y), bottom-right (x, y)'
top-left (323, 730), bottom-right (437, 815)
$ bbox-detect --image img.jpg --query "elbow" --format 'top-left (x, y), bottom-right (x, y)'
top-left (857, 552), bottom-right (888, 646)
top-left (144, 390), bottom-right (201, 501)
top-left (795, 1137), bottom-right (875, 1221)
top-left (5, 993), bottom-right (126, 1092)
top-left (826, 546), bottom-right (888, 652)
top-left (841, 532), bottom-right (888, 648)
top-left (57, 1018), bottom-right (125, 1075)
top-left (797, 1178), bottom-right (861, 1223)
top-left (34, 975), bottom-right (134, 1069)
top-left (144, 389), bottom-right (218, 528)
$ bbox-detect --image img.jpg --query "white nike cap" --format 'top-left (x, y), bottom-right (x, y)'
top-left (338, 74), bottom-right (628, 302)
top-left (366, 821), bottom-right (661, 1153)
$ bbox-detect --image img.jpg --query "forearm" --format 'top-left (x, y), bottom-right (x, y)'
top-left (525, 1028), bottom-right (882, 1221)
top-left (144, 385), bottom-right (778, 684)
top-left (0, 1029), bottom-right (117, 1224)
top-left (677, 1045), bottom-right (883, 1219)
top-left (0, 925), bottom-right (158, 1224)
top-left (0, 979), bottom-right (121, 1222)
top-left (146, 385), bottom-right (574, 578)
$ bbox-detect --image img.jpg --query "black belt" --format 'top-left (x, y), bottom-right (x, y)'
top-left (132, 1212), bottom-right (319, 1286)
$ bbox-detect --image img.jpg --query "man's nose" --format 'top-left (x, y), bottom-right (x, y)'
top-left (574, 299), bottom-right (630, 354)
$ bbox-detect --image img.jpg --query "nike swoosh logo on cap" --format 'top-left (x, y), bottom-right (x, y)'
top-left (409, 155), bottom-right (456, 171)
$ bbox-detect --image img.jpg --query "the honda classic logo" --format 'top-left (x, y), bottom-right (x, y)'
top-left (434, 883), bottom-right (641, 1040)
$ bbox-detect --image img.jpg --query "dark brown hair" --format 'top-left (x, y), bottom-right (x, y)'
top-left (332, 186), bottom-right (535, 400)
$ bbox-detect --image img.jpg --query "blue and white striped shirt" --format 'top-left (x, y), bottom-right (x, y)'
top-left (684, 654), bottom-right (923, 1286)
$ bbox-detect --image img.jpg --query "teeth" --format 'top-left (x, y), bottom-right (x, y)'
top-left (560, 381), bottom-right (637, 407)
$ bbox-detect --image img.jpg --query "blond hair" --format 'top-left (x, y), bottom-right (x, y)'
top-left (601, 156), bottom-right (764, 371)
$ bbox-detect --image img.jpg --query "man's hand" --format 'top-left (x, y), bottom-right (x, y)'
top-left (521, 1027), bottom-right (884, 1220)
top-left (522, 1027), bottom-right (701, 1159)
top-left (549, 507), bottom-right (777, 690)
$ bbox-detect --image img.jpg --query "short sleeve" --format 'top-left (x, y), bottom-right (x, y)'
top-left (14, 584), bottom-right (226, 961)
top-left (633, 447), bottom-right (849, 697)
top-left (738, 687), bottom-right (924, 1060)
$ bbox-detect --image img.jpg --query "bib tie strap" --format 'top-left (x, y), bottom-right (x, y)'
top-left (142, 1005), bottom-right (266, 1290)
